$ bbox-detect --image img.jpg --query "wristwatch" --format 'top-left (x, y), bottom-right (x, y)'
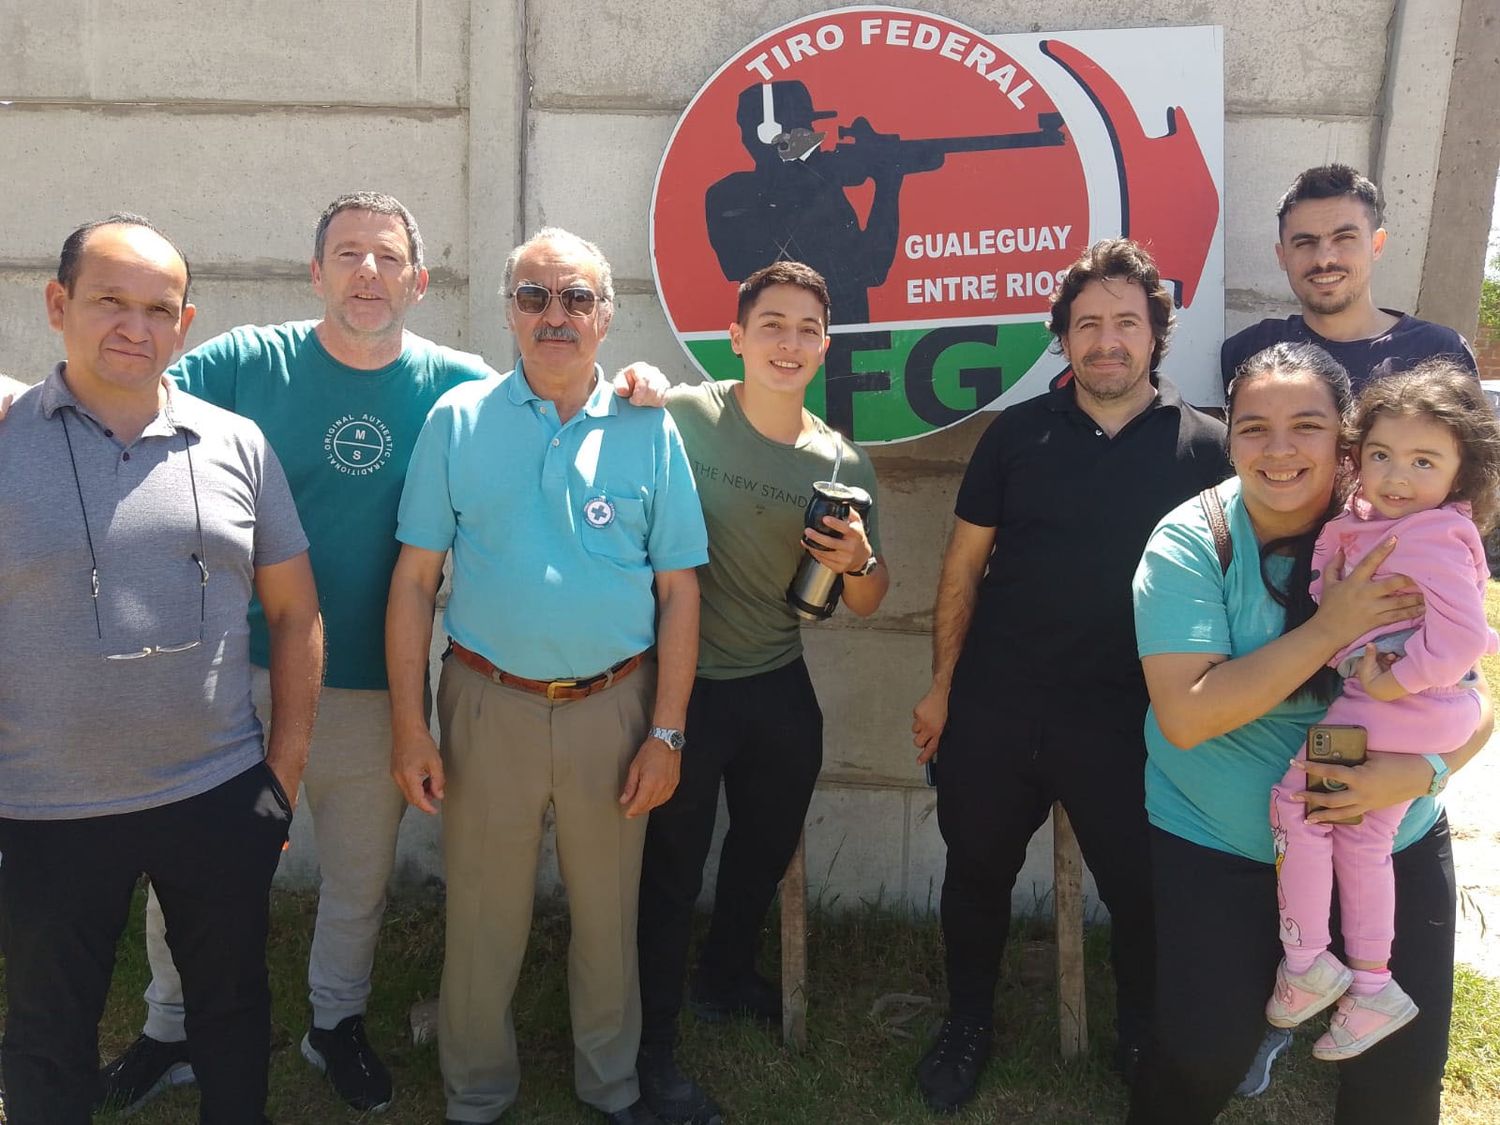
top-left (849, 554), bottom-right (880, 578)
top-left (1421, 753), bottom-right (1450, 798)
top-left (649, 726), bottom-right (686, 751)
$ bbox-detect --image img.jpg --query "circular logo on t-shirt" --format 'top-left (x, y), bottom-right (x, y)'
top-left (584, 497), bottom-right (617, 528)
top-left (324, 414), bottom-right (394, 476)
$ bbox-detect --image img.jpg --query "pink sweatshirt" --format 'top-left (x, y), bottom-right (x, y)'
top-left (1311, 495), bottom-right (1495, 696)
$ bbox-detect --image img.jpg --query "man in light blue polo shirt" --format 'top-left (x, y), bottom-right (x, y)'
top-left (387, 227), bottom-right (706, 1125)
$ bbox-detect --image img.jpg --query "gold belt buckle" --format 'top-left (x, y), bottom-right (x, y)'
top-left (546, 678), bottom-right (581, 700)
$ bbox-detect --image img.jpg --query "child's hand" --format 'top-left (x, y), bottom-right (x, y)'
top-left (1355, 643), bottom-right (1408, 702)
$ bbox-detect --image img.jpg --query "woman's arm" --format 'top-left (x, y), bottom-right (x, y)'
top-left (1144, 538), bottom-right (1423, 749)
top-left (1297, 673), bottom-right (1493, 823)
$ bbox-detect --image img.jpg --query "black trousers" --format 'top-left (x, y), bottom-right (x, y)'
top-left (935, 700), bottom-right (1155, 1044)
top-left (0, 761), bottom-right (292, 1125)
top-left (1127, 819), bottom-right (1455, 1125)
top-left (637, 658), bottom-right (823, 1047)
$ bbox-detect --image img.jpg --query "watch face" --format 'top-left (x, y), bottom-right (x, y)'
top-left (652, 727), bottom-right (685, 750)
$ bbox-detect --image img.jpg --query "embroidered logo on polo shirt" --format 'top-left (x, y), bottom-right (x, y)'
top-left (583, 497), bottom-right (616, 528)
top-left (324, 414), bottom-right (394, 476)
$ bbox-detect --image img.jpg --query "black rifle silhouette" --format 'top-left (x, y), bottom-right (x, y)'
top-left (707, 81), bottom-right (1066, 325)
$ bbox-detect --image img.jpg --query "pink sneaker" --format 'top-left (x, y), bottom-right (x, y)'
top-left (1265, 952), bottom-right (1353, 1028)
top-left (1312, 980), bottom-right (1418, 1060)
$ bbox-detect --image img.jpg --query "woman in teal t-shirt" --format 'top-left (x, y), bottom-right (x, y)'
top-left (1125, 342), bottom-right (1492, 1125)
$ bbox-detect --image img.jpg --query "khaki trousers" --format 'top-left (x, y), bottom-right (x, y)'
top-left (437, 651), bottom-right (654, 1121)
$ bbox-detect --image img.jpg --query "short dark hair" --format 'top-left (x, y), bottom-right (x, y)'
top-left (1276, 164), bottom-right (1384, 234)
top-left (57, 213), bottom-right (192, 301)
top-left (1047, 238), bottom-right (1174, 371)
top-left (1348, 360), bottom-right (1500, 535)
top-left (735, 261), bottom-right (831, 328)
top-left (313, 192), bottom-right (425, 271)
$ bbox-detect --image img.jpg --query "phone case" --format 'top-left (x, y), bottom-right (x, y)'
top-left (1306, 724), bottom-right (1367, 825)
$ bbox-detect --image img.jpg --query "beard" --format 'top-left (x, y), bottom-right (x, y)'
top-left (1294, 265), bottom-right (1366, 317)
top-left (1072, 351), bottom-right (1150, 401)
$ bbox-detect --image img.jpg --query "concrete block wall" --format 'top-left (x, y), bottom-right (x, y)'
top-left (0, 1), bottom-right (474, 382)
top-left (1, 1), bottom-right (1488, 923)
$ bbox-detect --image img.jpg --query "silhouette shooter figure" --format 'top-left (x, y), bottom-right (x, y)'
top-left (706, 81), bottom-right (1065, 326)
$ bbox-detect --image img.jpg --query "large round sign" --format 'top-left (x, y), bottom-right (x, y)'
top-left (651, 8), bottom-right (1223, 442)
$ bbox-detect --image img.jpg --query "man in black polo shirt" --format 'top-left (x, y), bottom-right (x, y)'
top-left (909, 239), bottom-right (1228, 1115)
top-left (1221, 164), bottom-right (1477, 392)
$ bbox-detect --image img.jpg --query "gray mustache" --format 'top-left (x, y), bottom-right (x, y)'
top-left (534, 324), bottom-right (580, 343)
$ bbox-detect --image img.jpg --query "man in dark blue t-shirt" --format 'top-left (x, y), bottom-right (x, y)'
top-left (1221, 164), bottom-right (1477, 392)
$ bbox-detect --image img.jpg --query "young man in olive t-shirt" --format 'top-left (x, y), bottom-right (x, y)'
top-left (636, 262), bottom-right (890, 1123)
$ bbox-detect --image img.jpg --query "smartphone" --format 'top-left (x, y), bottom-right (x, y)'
top-left (1306, 724), bottom-right (1366, 826)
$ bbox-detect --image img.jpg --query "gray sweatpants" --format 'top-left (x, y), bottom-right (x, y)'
top-left (143, 668), bottom-right (406, 1038)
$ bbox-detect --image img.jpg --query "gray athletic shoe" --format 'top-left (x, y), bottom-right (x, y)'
top-left (1234, 1026), bottom-right (1294, 1098)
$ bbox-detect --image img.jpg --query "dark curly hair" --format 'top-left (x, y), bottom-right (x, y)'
top-left (1047, 238), bottom-right (1175, 372)
top-left (1347, 361), bottom-right (1500, 535)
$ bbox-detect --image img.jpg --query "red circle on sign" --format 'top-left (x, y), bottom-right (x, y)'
top-left (652, 8), bottom-right (1089, 333)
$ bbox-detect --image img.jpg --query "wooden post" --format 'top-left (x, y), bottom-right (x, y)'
top-left (1053, 802), bottom-right (1087, 1059)
top-left (781, 831), bottom-right (808, 1049)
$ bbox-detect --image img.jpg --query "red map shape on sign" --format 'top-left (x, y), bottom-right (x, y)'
top-left (1040, 39), bottom-right (1219, 308)
top-left (653, 10), bottom-right (1090, 333)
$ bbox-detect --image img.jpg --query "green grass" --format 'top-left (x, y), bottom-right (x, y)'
top-left (1, 885), bottom-right (1488, 1124)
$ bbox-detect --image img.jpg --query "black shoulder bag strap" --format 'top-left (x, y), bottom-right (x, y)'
top-left (1197, 486), bottom-right (1232, 575)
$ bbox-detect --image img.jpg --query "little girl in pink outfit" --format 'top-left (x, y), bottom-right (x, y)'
top-left (1267, 362), bottom-right (1500, 1060)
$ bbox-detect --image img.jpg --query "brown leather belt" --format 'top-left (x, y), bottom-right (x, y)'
top-left (448, 640), bottom-right (645, 701)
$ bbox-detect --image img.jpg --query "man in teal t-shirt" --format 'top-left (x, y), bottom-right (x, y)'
top-left (96, 192), bottom-right (492, 1114)
top-left (635, 262), bottom-right (890, 1124)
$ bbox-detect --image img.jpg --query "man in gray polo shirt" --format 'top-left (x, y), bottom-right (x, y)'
top-left (0, 214), bottom-right (323, 1125)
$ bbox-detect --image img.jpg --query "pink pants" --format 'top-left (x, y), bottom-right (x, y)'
top-left (1271, 763), bottom-right (1408, 965)
top-left (1271, 681), bottom-right (1478, 965)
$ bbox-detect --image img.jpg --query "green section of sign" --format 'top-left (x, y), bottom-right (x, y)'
top-left (684, 321), bottom-right (1055, 443)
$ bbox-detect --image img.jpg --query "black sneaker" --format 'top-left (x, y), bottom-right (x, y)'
top-left (301, 1014), bottom-right (393, 1112)
top-left (688, 971), bottom-right (781, 1026)
top-left (95, 1033), bottom-right (195, 1113)
top-left (637, 1043), bottom-right (725, 1124)
top-left (602, 1100), bottom-right (664, 1124)
top-left (915, 1016), bottom-right (992, 1115)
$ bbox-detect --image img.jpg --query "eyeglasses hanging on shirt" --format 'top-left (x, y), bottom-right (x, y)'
top-left (58, 409), bottom-right (209, 660)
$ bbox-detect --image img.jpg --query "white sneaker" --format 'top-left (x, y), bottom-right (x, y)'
top-left (1312, 980), bottom-right (1419, 1060)
top-left (1265, 952), bottom-right (1353, 1028)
